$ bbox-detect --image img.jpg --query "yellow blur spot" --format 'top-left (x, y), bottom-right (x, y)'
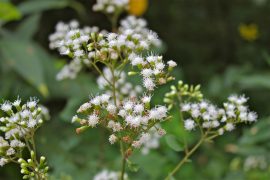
top-left (128, 0), bottom-right (148, 16)
top-left (238, 23), bottom-right (259, 42)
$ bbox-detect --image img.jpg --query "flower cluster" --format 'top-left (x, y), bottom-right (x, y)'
top-left (119, 16), bottom-right (161, 47)
top-left (73, 93), bottom-right (167, 154)
top-left (0, 98), bottom-right (49, 179)
top-left (49, 20), bottom-right (104, 80)
top-left (181, 95), bottom-right (257, 134)
top-left (128, 54), bottom-right (177, 91)
top-left (49, 19), bottom-right (165, 81)
top-left (93, 0), bottom-right (129, 14)
top-left (93, 169), bottom-right (128, 180)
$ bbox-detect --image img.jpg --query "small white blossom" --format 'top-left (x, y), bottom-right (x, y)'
top-left (184, 119), bottom-right (196, 131)
top-left (88, 114), bottom-right (99, 127)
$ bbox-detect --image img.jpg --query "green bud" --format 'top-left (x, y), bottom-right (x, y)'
top-left (128, 71), bottom-right (137, 76)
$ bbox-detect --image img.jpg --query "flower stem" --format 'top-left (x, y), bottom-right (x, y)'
top-left (165, 134), bottom-right (207, 180)
top-left (120, 141), bottom-right (126, 180)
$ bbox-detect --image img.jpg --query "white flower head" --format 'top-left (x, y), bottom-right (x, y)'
top-left (184, 119), bottom-right (196, 131)
top-left (88, 113), bottom-right (99, 127)
top-left (1, 101), bottom-right (12, 112)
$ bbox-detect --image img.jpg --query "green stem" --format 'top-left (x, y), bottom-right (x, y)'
top-left (165, 134), bottom-right (207, 180)
top-left (120, 141), bottom-right (126, 180)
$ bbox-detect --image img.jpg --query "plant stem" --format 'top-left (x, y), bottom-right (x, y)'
top-left (120, 140), bottom-right (126, 180)
top-left (165, 134), bottom-right (207, 180)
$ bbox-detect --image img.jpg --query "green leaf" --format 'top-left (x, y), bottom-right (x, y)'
top-left (16, 14), bottom-right (41, 39)
top-left (18, 0), bottom-right (69, 15)
top-left (238, 73), bottom-right (270, 89)
top-left (0, 2), bottom-right (22, 23)
top-left (165, 134), bottom-right (184, 152)
top-left (0, 39), bottom-right (48, 97)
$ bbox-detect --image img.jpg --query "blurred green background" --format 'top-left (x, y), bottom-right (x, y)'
top-left (1, 0), bottom-right (270, 179)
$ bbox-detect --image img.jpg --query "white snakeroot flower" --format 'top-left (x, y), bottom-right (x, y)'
top-left (88, 114), bottom-right (99, 127)
top-left (13, 98), bottom-right (21, 107)
top-left (184, 119), bottom-right (196, 131)
top-left (27, 98), bottom-right (38, 109)
top-left (109, 134), bottom-right (117, 144)
top-left (155, 62), bottom-right (165, 70)
top-left (20, 110), bottom-right (31, 119)
top-left (77, 102), bottom-right (91, 113)
top-left (131, 56), bottom-right (144, 66)
top-left (107, 104), bottom-right (117, 114)
top-left (123, 101), bottom-right (134, 111)
top-left (27, 118), bottom-right (37, 128)
top-left (101, 94), bottom-right (111, 103)
top-left (1, 101), bottom-right (12, 112)
top-left (218, 128), bottom-right (224, 135)
top-left (167, 60), bottom-right (177, 67)
top-left (6, 147), bottom-right (15, 156)
top-left (141, 68), bottom-right (153, 78)
top-left (127, 116), bottom-right (141, 127)
top-left (0, 158), bottom-right (8, 167)
top-left (181, 103), bottom-right (191, 112)
top-left (247, 112), bottom-right (258, 122)
top-left (134, 104), bottom-right (144, 114)
top-left (191, 108), bottom-right (200, 118)
top-left (143, 78), bottom-right (155, 91)
top-left (118, 109), bottom-right (127, 118)
top-left (91, 96), bottom-right (102, 106)
top-left (142, 95), bottom-right (151, 104)
top-left (225, 123), bottom-right (235, 131)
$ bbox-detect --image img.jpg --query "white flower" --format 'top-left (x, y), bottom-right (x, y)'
top-left (167, 60), bottom-right (177, 67)
top-left (77, 102), bottom-right (91, 113)
top-left (225, 123), bottom-right (235, 131)
top-left (181, 103), bottom-right (191, 111)
top-left (88, 114), bottom-right (99, 127)
top-left (109, 134), bottom-right (117, 144)
top-left (142, 95), bottom-right (151, 103)
top-left (155, 62), bottom-right (165, 70)
top-left (134, 104), bottom-right (144, 114)
top-left (107, 104), bottom-right (117, 114)
top-left (0, 158), bottom-right (8, 167)
top-left (13, 98), bottom-right (21, 107)
top-left (27, 118), bottom-right (37, 128)
top-left (184, 119), bottom-right (195, 131)
top-left (6, 148), bottom-right (15, 156)
top-left (247, 112), bottom-right (257, 122)
top-left (127, 116), bottom-right (141, 127)
top-left (27, 98), bottom-right (38, 109)
top-left (191, 108), bottom-right (200, 118)
top-left (123, 101), bottom-right (134, 111)
top-left (91, 96), bottom-right (102, 106)
top-left (1, 101), bottom-right (12, 112)
top-left (143, 78), bottom-right (155, 91)
top-left (131, 56), bottom-right (144, 66)
top-left (141, 68), bottom-right (153, 78)
top-left (118, 109), bottom-right (127, 118)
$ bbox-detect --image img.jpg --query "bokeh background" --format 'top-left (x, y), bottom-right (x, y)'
top-left (1, 0), bottom-right (270, 179)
